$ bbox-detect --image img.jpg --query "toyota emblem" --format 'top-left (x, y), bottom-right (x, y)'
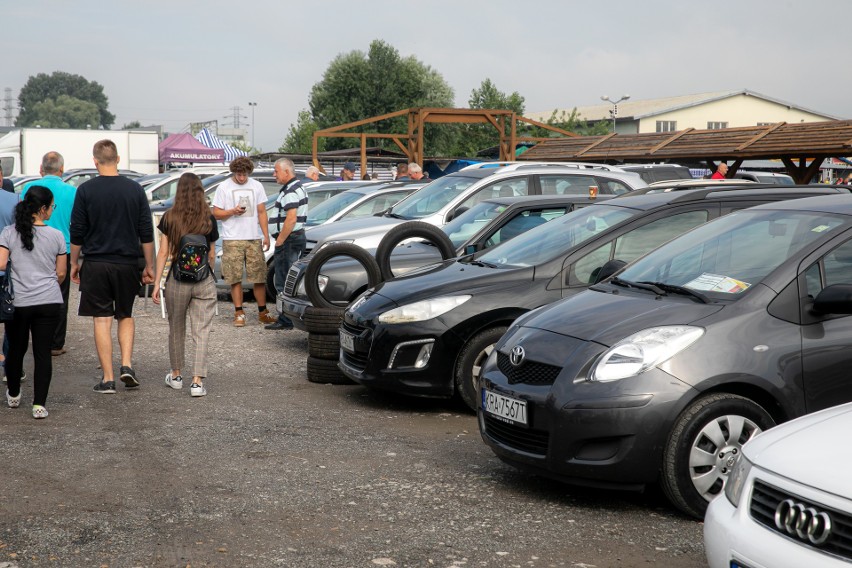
top-left (510, 345), bottom-right (526, 367)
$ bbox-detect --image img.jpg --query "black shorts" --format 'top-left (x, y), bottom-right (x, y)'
top-left (78, 260), bottom-right (142, 319)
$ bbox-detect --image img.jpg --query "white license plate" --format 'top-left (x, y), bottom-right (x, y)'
top-left (482, 389), bottom-right (528, 426)
top-left (339, 330), bottom-right (355, 353)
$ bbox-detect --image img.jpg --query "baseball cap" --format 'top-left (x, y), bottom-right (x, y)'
top-left (343, 162), bottom-right (356, 172)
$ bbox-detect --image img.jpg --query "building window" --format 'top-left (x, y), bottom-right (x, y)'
top-left (656, 121), bottom-right (677, 132)
top-left (756, 122), bottom-right (773, 126)
top-left (707, 122), bottom-right (728, 130)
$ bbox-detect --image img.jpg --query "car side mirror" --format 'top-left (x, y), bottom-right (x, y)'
top-left (464, 244), bottom-right (477, 255)
top-left (592, 259), bottom-right (627, 284)
top-left (447, 206), bottom-right (469, 222)
top-left (812, 284), bottom-right (852, 314)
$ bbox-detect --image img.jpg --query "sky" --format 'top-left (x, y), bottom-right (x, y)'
top-left (5, 0), bottom-right (849, 152)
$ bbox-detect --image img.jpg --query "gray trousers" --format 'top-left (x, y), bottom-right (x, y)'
top-left (164, 276), bottom-right (217, 378)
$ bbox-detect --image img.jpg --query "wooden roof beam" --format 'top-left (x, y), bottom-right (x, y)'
top-left (575, 133), bottom-right (616, 156)
top-left (735, 122), bottom-right (786, 151)
top-left (647, 128), bottom-right (694, 155)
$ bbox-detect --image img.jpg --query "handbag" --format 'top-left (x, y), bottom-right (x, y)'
top-left (0, 262), bottom-right (14, 322)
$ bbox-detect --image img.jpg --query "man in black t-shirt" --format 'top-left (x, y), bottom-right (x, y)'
top-left (70, 139), bottom-right (154, 394)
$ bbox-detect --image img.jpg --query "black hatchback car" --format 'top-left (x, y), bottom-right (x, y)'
top-left (340, 185), bottom-right (851, 411)
top-left (479, 193), bottom-right (852, 518)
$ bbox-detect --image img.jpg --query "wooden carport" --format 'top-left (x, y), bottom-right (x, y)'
top-left (517, 120), bottom-right (852, 183)
top-left (311, 107), bottom-right (576, 175)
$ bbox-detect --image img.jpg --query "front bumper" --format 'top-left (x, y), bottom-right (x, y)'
top-left (278, 292), bottom-right (310, 332)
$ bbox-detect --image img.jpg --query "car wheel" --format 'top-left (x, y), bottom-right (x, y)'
top-left (661, 393), bottom-right (775, 519)
top-left (306, 356), bottom-right (354, 385)
top-left (375, 221), bottom-right (456, 281)
top-left (305, 243), bottom-right (381, 310)
top-left (454, 326), bottom-right (508, 412)
top-left (303, 306), bottom-right (345, 335)
top-left (265, 260), bottom-right (276, 303)
top-left (308, 333), bottom-right (340, 360)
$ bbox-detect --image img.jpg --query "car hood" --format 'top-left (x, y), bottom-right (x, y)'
top-left (744, 403), bottom-right (852, 497)
top-left (518, 288), bottom-right (724, 347)
top-left (368, 260), bottom-right (534, 307)
top-left (305, 216), bottom-right (404, 243)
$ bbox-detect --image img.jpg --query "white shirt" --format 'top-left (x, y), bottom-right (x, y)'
top-left (212, 177), bottom-right (268, 241)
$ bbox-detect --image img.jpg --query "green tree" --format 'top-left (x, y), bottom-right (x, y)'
top-left (453, 79), bottom-right (526, 157)
top-left (17, 71), bottom-right (115, 128)
top-left (122, 120), bottom-right (142, 129)
top-left (231, 140), bottom-right (259, 155)
top-left (280, 109), bottom-right (326, 154)
top-left (28, 94), bottom-right (101, 129)
top-left (528, 108), bottom-right (610, 137)
top-left (308, 40), bottom-right (455, 153)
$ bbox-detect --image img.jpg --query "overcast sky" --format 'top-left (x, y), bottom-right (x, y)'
top-left (6, 0), bottom-right (848, 152)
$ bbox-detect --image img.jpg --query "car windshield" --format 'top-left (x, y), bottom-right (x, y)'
top-left (337, 189), bottom-right (414, 221)
top-left (390, 175), bottom-right (478, 219)
top-left (306, 190), bottom-right (368, 226)
top-left (442, 201), bottom-right (507, 248)
top-left (477, 204), bottom-right (638, 268)
top-left (617, 209), bottom-right (847, 297)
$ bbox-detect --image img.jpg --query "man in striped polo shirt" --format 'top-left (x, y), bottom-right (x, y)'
top-left (266, 158), bottom-right (308, 330)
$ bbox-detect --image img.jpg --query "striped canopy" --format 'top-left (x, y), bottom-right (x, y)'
top-left (194, 128), bottom-right (249, 162)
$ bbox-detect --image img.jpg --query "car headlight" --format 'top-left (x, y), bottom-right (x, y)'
top-left (378, 295), bottom-right (471, 324)
top-left (589, 326), bottom-right (704, 382)
top-left (724, 455), bottom-right (753, 508)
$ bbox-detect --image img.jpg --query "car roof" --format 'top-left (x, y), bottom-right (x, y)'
top-left (599, 185), bottom-right (852, 212)
top-left (746, 193), bottom-right (852, 215)
top-left (480, 194), bottom-right (616, 207)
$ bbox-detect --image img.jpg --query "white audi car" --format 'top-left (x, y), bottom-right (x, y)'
top-left (704, 402), bottom-right (852, 567)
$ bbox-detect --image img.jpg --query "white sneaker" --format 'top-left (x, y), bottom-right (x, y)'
top-left (165, 372), bottom-right (183, 390)
top-left (190, 382), bottom-right (207, 397)
top-left (6, 389), bottom-right (21, 408)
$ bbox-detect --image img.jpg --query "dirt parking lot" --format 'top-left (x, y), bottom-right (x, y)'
top-left (0, 287), bottom-right (707, 567)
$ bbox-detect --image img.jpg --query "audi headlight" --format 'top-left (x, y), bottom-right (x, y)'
top-left (378, 295), bottom-right (471, 324)
top-left (724, 455), bottom-right (753, 507)
top-left (589, 326), bottom-right (704, 382)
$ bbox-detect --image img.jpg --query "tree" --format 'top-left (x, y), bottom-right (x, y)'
top-left (230, 140), bottom-right (259, 155)
top-left (17, 71), bottom-right (115, 129)
top-left (121, 120), bottom-right (142, 129)
top-left (308, 40), bottom-right (455, 153)
top-left (449, 79), bottom-right (526, 157)
top-left (279, 109), bottom-right (326, 154)
top-left (28, 94), bottom-right (101, 129)
top-left (526, 108), bottom-right (611, 137)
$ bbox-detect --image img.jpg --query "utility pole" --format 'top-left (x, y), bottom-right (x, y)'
top-left (223, 106), bottom-right (247, 129)
top-left (3, 88), bottom-right (15, 126)
top-left (248, 102), bottom-right (257, 148)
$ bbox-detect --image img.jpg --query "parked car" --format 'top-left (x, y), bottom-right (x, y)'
top-left (305, 181), bottom-right (424, 227)
top-left (620, 163), bottom-right (694, 184)
top-left (734, 170), bottom-right (795, 184)
top-left (704, 400), bottom-right (852, 567)
top-left (62, 168), bottom-right (143, 187)
top-left (9, 175), bottom-right (40, 191)
top-left (302, 161), bottom-right (647, 256)
top-left (479, 190), bottom-right (852, 519)
top-left (303, 181), bottom-right (374, 208)
top-left (280, 194), bottom-right (612, 330)
top-left (341, 185), bottom-right (845, 412)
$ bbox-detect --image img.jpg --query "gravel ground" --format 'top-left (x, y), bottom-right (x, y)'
top-left (0, 287), bottom-right (708, 568)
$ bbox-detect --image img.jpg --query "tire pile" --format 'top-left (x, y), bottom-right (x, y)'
top-left (300, 222), bottom-right (456, 385)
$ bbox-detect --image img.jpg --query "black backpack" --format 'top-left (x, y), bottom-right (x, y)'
top-left (172, 234), bottom-right (211, 282)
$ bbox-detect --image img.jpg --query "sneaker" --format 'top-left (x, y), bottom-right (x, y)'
top-left (258, 310), bottom-right (277, 324)
top-left (119, 366), bottom-right (140, 389)
top-left (165, 372), bottom-right (183, 390)
top-left (190, 382), bottom-right (207, 397)
top-left (6, 389), bottom-right (20, 408)
top-left (92, 380), bottom-right (117, 394)
top-left (51, 348), bottom-right (67, 356)
top-left (32, 405), bottom-right (48, 419)
top-left (234, 311), bottom-right (246, 327)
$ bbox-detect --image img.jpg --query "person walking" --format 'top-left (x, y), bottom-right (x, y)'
top-left (1, 185), bottom-right (67, 418)
top-left (22, 151), bottom-right (77, 357)
top-left (151, 173), bottom-right (218, 397)
top-left (70, 139), bottom-right (154, 394)
top-left (211, 157), bottom-right (275, 327)
top-left (266, 158), bottom-right (307, 331)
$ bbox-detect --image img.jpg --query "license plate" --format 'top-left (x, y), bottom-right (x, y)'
top-left (339, 330), bottom-right (355, 353)
top-left (482, 389), bottom-right (528, 426)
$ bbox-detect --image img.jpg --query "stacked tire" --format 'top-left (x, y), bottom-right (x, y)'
top-left (303, 243), bottom-right (382, 385)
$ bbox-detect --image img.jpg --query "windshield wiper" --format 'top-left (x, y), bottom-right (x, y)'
top-left (642, 282), bottom-right (710, 304)
top-left (382, 212), bottom-right (407, 219)
top-left (611, 277), bottom-right (667, 296)
top-left (468, 259), bottom-right (499, 268)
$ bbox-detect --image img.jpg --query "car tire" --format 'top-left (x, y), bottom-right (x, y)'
top-left (265, 260), bottom-right (276, 303)
top-left (375, 221), bottom-right (456, 281)
top-left (308, 333), bottom-right (340, 360)
top-left (305, 243), bottom-right (381, 309)
top-left (303, 306), bottom-right (345, 335)
top-left (306, 355), bottom-right (354, 385)
top-left (661, 393), bottom-right (775, 519)
top-left (454, 326), bottom-right (508, 412)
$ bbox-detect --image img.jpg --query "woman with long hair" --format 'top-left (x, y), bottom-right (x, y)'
top-left (152, 173), bottom-right (218, 397)
top-left (1, 185), bottom-right (66, 418)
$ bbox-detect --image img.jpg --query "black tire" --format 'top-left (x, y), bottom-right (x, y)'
top-left (306, 356), bottom-right (355, 385)
top-left (454, 326), bottom-right (508, 412)
top-left (308, 333), bottom-right (340, 360)
top-left (303, 306), bottom-right (345, 335)
top-left (661, 393), bottom-right (775, 518)
top-left (375, 221), bottom-right (456, 281)
top-left (265, 260), bottom-right (276, 302)
top-left (305, 243), bottom-right (381, 309)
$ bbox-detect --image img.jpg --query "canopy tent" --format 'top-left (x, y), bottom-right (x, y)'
top-left (159, 133), bottom-right (224, 163)
top-left (195, 128), bottom-right (249, 161)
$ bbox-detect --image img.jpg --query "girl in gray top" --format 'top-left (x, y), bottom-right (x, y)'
top-left (1, 185), bottom-right (67, 419)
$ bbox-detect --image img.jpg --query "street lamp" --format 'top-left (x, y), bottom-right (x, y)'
top-left (248, 102), bottom-right (257, 148)
top-left (600, 94), bottom-right (630, 133)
